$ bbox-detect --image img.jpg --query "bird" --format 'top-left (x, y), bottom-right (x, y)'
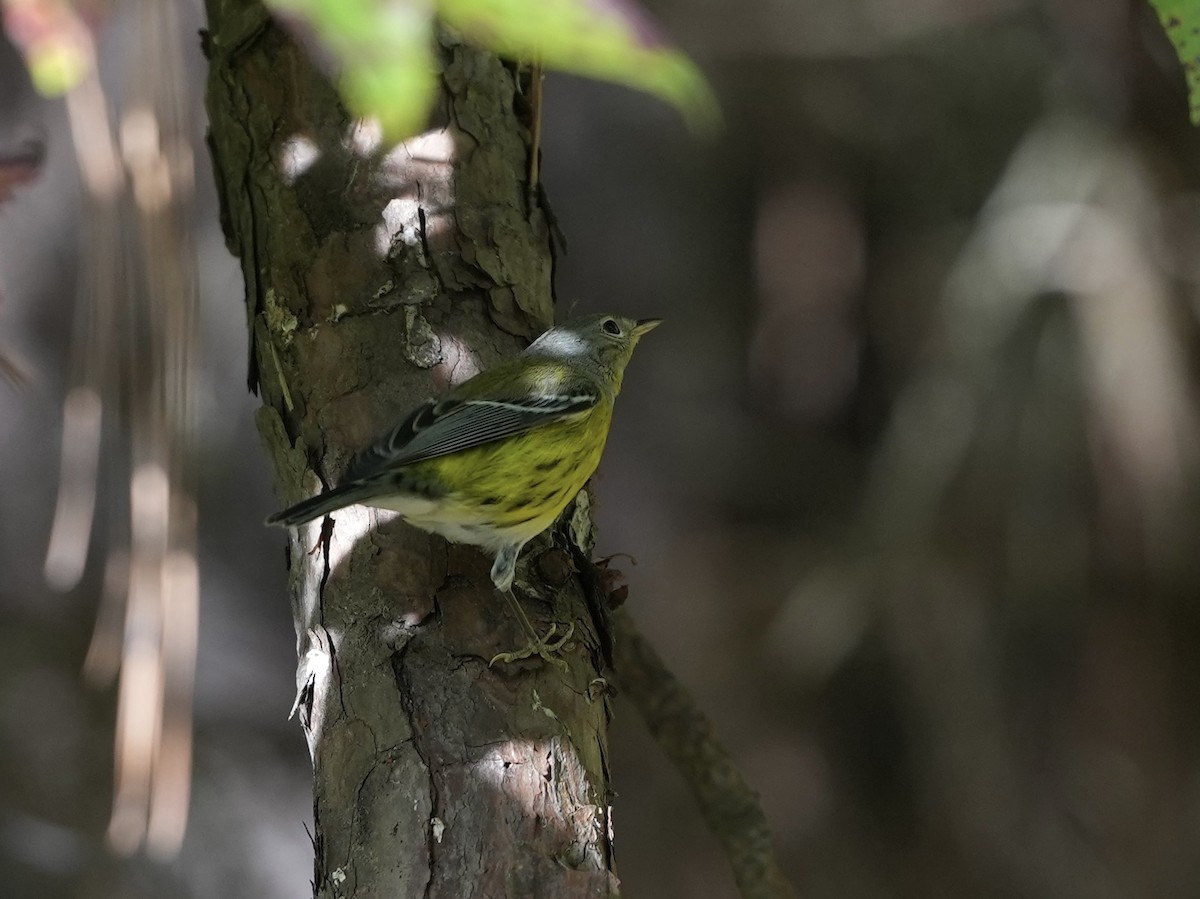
top-left (267, 312), bottom-right (660, 663)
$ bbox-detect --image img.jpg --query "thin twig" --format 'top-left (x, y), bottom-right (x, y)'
top-left (527, 61), bottom-right (543, 207)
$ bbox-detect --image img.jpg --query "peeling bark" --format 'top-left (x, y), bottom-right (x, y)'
top-left (203, 3), bottom-right (618, 896)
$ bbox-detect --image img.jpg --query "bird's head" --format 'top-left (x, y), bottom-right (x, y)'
top-left (529, 313), bottom-right (662, 395)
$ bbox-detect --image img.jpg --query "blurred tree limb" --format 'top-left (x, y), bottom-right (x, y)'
top-left (611, 605), bottom-right (799, 899)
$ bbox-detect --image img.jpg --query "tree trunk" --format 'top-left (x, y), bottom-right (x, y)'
top-left (202, 4), bottom-right (619, 896)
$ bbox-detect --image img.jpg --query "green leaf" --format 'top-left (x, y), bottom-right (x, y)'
top-left (1150, 0), bottom-right (1200, 124)
top-left (438, 0), bottom-right (718, 132)
top-left (267, 0), bottom-right (437, 140)
top-left (266, 0), bottom-right (719, 141)
top-left (1, 0), bottom-right (96, 96)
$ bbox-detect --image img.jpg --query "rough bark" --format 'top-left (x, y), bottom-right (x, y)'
top-left (202, 3), bottom-right (618, 897)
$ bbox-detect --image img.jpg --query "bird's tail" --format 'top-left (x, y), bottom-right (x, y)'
top-left (265, 482), bottom-right (378, 527)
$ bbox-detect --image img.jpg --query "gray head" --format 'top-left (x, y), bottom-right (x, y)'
top-left (527, 313), bottom-right (661, 395)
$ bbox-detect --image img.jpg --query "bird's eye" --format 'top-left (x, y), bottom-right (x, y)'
top-left (602, 318), bottom-right (622, 336)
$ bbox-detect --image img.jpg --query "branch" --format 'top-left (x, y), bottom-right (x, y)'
top-left (612, 607), bottom-right (799, 899)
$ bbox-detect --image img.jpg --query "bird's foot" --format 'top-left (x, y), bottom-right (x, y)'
top-left (489, 621), bottom-right (575, 670)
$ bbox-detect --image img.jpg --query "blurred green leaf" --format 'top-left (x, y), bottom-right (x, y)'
top-left (1150, 0), bottom-right (1200, 124)
top-left (267, 0), bottom-right (717, 141)
top-left (1, 0), bottom-right (96, 96)
top-left (267, 0), bottom-right (437, 140)
top-left (438, 0), bottom-right (718, 133)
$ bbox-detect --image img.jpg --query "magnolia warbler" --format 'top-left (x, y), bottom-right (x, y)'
top-left (267, 313), bottom-right (660, 661)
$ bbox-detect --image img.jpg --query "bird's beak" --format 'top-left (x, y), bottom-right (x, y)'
top-left (633, 318), bottom-right (663, 337)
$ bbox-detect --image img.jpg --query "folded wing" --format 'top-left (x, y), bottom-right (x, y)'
top-left (344, 388), bottom-right (599, 482)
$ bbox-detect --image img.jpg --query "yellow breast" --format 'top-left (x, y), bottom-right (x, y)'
top-left (389, 398), bottom-right (615, 547)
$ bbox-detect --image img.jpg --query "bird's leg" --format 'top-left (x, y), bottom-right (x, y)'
top-left (489, 542), bottom-right (520, 593)
top-left (489, 588), bottom-right (574, 670)
top-left (487, 543), bottom-right (574, 669)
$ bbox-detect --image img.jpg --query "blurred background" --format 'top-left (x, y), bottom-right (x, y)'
top-left (5, 0), bottom-right (1200, 896)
